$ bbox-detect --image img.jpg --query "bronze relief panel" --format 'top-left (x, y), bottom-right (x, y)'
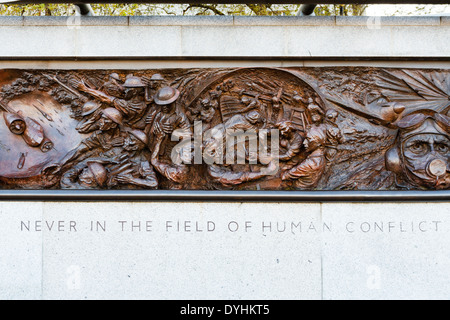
top-left (0, 67), bottom-right (448, 191)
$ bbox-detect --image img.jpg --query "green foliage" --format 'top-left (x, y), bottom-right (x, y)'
top-left (0, 3), bottom-right (369, 17)
top-left (315, 4), bottom-right (368, 16)
top-left (388, 4), bottom-right (449, 16)
top-left (0, 3), bottom-right (72, 16)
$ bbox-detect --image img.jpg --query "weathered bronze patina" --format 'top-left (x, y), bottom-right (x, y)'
top-left (0, 67), bottom-right (448, 190)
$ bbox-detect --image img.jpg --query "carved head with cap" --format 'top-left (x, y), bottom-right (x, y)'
top-left (123, 129), bottom-right (148, 152)
top-left (154, 86), bottom-right (180, 114)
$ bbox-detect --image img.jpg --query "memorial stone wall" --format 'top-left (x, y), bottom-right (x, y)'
top-left (0, 15), bottom-right (449, 299)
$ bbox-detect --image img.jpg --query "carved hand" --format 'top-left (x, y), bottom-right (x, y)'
top-left (69, 78), bottom-right (87, 92)
top-left (161, 123), bottom-right (174, 134)
top-left (115, 174), bottom-right (133, 184)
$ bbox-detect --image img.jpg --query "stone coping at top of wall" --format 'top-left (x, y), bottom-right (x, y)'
top-left (0, 15), bottom-right (448, 61)
top-left (0, 15), bottom-right (449, 26)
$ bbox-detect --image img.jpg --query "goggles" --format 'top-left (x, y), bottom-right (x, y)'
top-left (396, 112), bottom-right (450, 134)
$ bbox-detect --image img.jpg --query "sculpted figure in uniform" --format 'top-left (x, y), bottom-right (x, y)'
top-left (324, 109), bottom-right (344, 162)
top-left (146, 86), bottom-right (191, 155)
top-left (281, 103), bottom-right (328, 189)
top-left (385, 110), bottom-right (450, 190)
top-left (142, 73), bottom-right (165, 103)
top-left (76, 100), bottom-right (103, 134)
top-left (61, 160), bottom-right (108, 189)
top-left (70, 75), bottom-right (149, 130)
top-left (281, 124), bottom-right (327, 189)
top-left (108, 129), bottom-right (158, 189)
top-left (61, 128), bottom-right (157, 189)
top-left (276, 120), bottom-right (303, 162)
top-left (75, 73), bottom-right (126, 134)
top-left (100, 73), bottom-right (124, 96)
top-left (203, 109), bottom-right (276, 187)
top-left (150, 129), bottom-right (191, 188)
top-left (59, 108), bottom-right (124, 168)
top-left (144, 86), bottom-right (192, 188)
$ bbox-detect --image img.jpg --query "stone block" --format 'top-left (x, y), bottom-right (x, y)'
top-left (41, 201), bottom-right (322, 299)
top-left (0, 202), bottom-right (43, 299)
top-left (321, 202), bottom-right (450, 299)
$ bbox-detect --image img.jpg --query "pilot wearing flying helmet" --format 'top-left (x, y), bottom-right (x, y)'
top-left (385, 110), bottom-right (450, 190)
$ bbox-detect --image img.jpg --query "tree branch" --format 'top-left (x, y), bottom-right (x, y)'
top-left (246, 4), bottom-right (271, 16)
top-left (185, 4), bottom-right (225, 15)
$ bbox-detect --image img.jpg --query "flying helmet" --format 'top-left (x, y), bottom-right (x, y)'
top-left (385, 110), bottom-right (450, 186)
top-left (395, 110), bottom-right (449, 138)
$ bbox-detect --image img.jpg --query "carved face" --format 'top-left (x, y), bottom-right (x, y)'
top-left (279, 125), bottom-right (292, 138)
top-left (326, 110), bottom-right (338, 123)
top-left (311, 111), bottom-right (323, 124)
top-left (98, 114), bottom-right (117, 132)
top-left (201, 99), bottom-right (210, 108)
top-left (148, 81), bottom-right (158, 90)
top-left (241, 96), bottom-right (250, 105)
top-left (78, 168), bottom-right (98, 188)
top-left (124, 87), bottom-right (143, 100)
top-left (104, 84), bottom-right (124, 98)
top-left (203, 137), bottom-right (223, 165)
top-left (303, 126), bottom-right (326, 153)
top-left (402, 133), bottom-right (450, 189)
top-left (123, 135), bottom-right (145, 152)
top-left (161, 103), bottom-right (175, 114)
top-left (303, 136), bottom-right (315, 153)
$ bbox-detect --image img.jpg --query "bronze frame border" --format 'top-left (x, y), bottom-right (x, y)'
top-left (0, 190), bottom-right (448, 201)
top-left (0, 58), bottom-right (448, 201)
